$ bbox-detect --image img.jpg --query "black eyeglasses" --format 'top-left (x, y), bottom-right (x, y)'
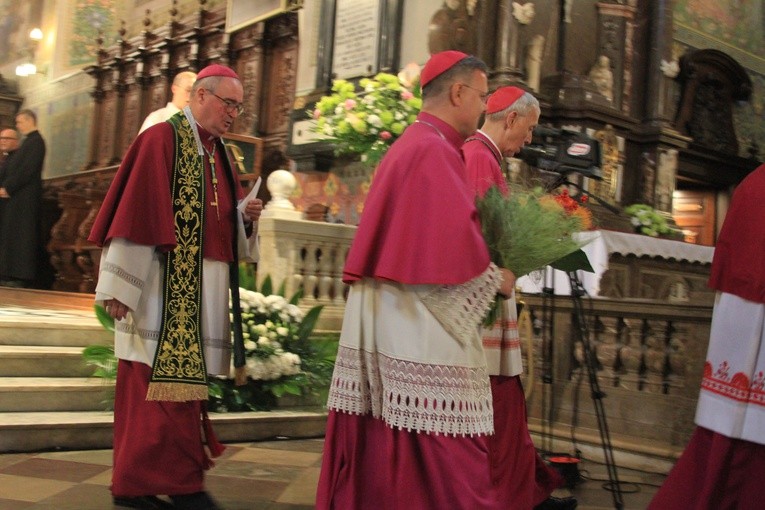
top-left (459, 83), bottom-right (489, 103)
top-left (207, 90), bottom-right (245, 116)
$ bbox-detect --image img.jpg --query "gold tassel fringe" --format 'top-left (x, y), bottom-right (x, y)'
top-left (146, 382), bottom-right (209, 402)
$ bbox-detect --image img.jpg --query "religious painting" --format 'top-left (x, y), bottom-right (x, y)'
top-left (674, 0), bottom-right (763, 67)
top-left (52, 0), bottom-right (120, 79)
top-left (0, 0), bottom-right (43, 62)
top-left (223, 133), bottom-right (263, 182)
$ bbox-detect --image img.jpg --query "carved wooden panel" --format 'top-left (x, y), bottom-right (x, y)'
top-left (98, 91), bottom-right (117, 166)
top-left (674, 49), bottom-right (753, 154)
top-left (120, 62), bottom-right (142, 155)
top-left (260, 14), bottom-right (299, 141)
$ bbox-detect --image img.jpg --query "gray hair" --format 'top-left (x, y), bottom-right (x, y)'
top-left (485, 92), bottom-right (540, 122)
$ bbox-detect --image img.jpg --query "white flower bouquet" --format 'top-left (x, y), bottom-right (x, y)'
top-left (208, 276), bottom-right (337, 412)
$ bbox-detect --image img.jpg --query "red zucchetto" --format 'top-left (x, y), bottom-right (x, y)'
top-left (196, 64), bottom-right (240, 81)
top-left (420, 50), bottom-right (469, 88)
top-left (485, 86), bottom-right (526, 114)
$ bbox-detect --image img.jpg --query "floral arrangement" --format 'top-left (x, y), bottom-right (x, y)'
top-left (477, 186), bottom-right (593, 278)
top-left (209, 275), bottom-right (337, 412)
top-left (476, 186), bottom-right (594, 324)
top-left (310, 68), bottom-right (422, 166)
top-left (624, 203), bottom-right (683, 239)
top-left (84, 274), bottom-right (337, 412)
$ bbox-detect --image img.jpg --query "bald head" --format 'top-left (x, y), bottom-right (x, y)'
top-left (170, 71), bottom-right (197, 109)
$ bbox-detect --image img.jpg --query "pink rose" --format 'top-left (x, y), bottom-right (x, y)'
top-left (401, 90), bottom-right (414, 100)
top-left (380, 131), bottom-right (392, 140)
top-left (313, 109), bottom-right (321, 119)
top-left (344, 99), bottom-right (357, 110)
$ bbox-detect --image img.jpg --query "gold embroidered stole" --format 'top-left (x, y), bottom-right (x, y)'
top-left (146, 113), bottom-right (209, 401)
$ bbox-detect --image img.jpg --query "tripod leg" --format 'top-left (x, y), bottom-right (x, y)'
top-left (568, 271), bottom-right (625, 510)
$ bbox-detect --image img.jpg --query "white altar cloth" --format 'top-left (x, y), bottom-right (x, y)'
top-left (516, 230), bottom-right (715, 297)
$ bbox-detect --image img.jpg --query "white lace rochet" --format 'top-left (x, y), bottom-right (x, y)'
top-left (327, 264), bottom-right (503, 437)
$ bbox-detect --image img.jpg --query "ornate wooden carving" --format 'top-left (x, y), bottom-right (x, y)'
top-left (674, 49), bottom-right (753, 155)
top-left (43, 4), bottom-right (301, 292)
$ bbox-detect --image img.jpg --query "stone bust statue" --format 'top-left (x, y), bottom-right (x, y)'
top-left (589, 55), bottom-right (614, 102)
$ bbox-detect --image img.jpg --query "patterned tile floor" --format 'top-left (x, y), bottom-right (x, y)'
top-left (0, 437), bottom-right (665, 509)
top-left (0, 439), bottom-right (321, 510)
top-left (0, 299), bottom-right (667, 508)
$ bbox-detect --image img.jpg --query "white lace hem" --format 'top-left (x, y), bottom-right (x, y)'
top-left (327, 345), bottom-right (494, 437)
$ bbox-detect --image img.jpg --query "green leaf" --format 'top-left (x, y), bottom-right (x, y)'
top-left (260, 275), bottom-right (273, 296)
top-left (238, 262), bottom-right (257, 289)
top-left (550, 249), bottom-right (594, 273)
top-left (296, 305), bottom-right (324, 341)
top-left (277, 279), bottom-right (287, 298)
top-left (94, 304), bottom-right (115, 332)
top-left (289, 287), bottom-right (304, 305)
top-left (283, 382), bottom-right (303, 396)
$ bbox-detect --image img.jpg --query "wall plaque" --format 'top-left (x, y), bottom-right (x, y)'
top-left (331, 0), bottom-right (381, 79)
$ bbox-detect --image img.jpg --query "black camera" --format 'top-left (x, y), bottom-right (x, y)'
top-left (517, 127), bottom-right (603, 180)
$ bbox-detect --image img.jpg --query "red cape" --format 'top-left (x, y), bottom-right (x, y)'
top-left (89, 123), bottom-right (177, 251)
top-left (343, 112), bottom-right (490, 285)
top-left (462, 130), bottom-right (507, 196)
top-left (708, 163), bottom-right (765, 303)
top-left (89, 121), bottom-right (241, 260)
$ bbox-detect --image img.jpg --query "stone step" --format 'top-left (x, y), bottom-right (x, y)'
top-left (0, 345), bottom-right (95, 377)
top-left (0, 377), bottom-right (114, 412)
top-left (0, 319), bottom-right (111, 347)
top-left (0, 409), bottom-right (328, 453)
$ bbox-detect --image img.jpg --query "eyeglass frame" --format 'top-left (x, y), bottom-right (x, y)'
top-left (458, 82), bottom-right (489, 103)
top-left (206, 89), bottom-right (245, 116)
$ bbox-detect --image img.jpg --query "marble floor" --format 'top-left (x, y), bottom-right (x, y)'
top-left (0, 291), bottom-right (668, 509)
top-left (0, 436), bottom-right (666, 510)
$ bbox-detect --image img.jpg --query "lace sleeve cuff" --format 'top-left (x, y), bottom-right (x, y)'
top-left (418, 263), bottom-right (502, 345)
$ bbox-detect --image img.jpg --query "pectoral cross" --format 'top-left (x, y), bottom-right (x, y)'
top-left (204, 144), bottom-right (220, 221)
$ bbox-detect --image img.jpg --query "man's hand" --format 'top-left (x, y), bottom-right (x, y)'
top-left (243, 198), bottom-right (263, 223)
top-left (104, 298), bottom-right (129, 321)
top-left (498, 268), bottom-right (517, 297)
top-left (0, 188), bottom-right (8, 198)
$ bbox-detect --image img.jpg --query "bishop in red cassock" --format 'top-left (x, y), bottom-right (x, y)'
top-left (316, 51), bottom-right (518, 509)
top-left (89, 63), bottom-right (262, 510)
top-left (463, 87), bottom-right (577, 510)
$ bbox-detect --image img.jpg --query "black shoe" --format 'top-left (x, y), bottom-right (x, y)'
top-left (113, 495), bottom-right (175, 509)
top-left (534, 496), bottom-right (578, 510)
top-left (170, 491), bottom-right (222, 510)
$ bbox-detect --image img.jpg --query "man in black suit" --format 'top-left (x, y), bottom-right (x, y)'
top-left (0, 109), bottom-right (46, 288)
